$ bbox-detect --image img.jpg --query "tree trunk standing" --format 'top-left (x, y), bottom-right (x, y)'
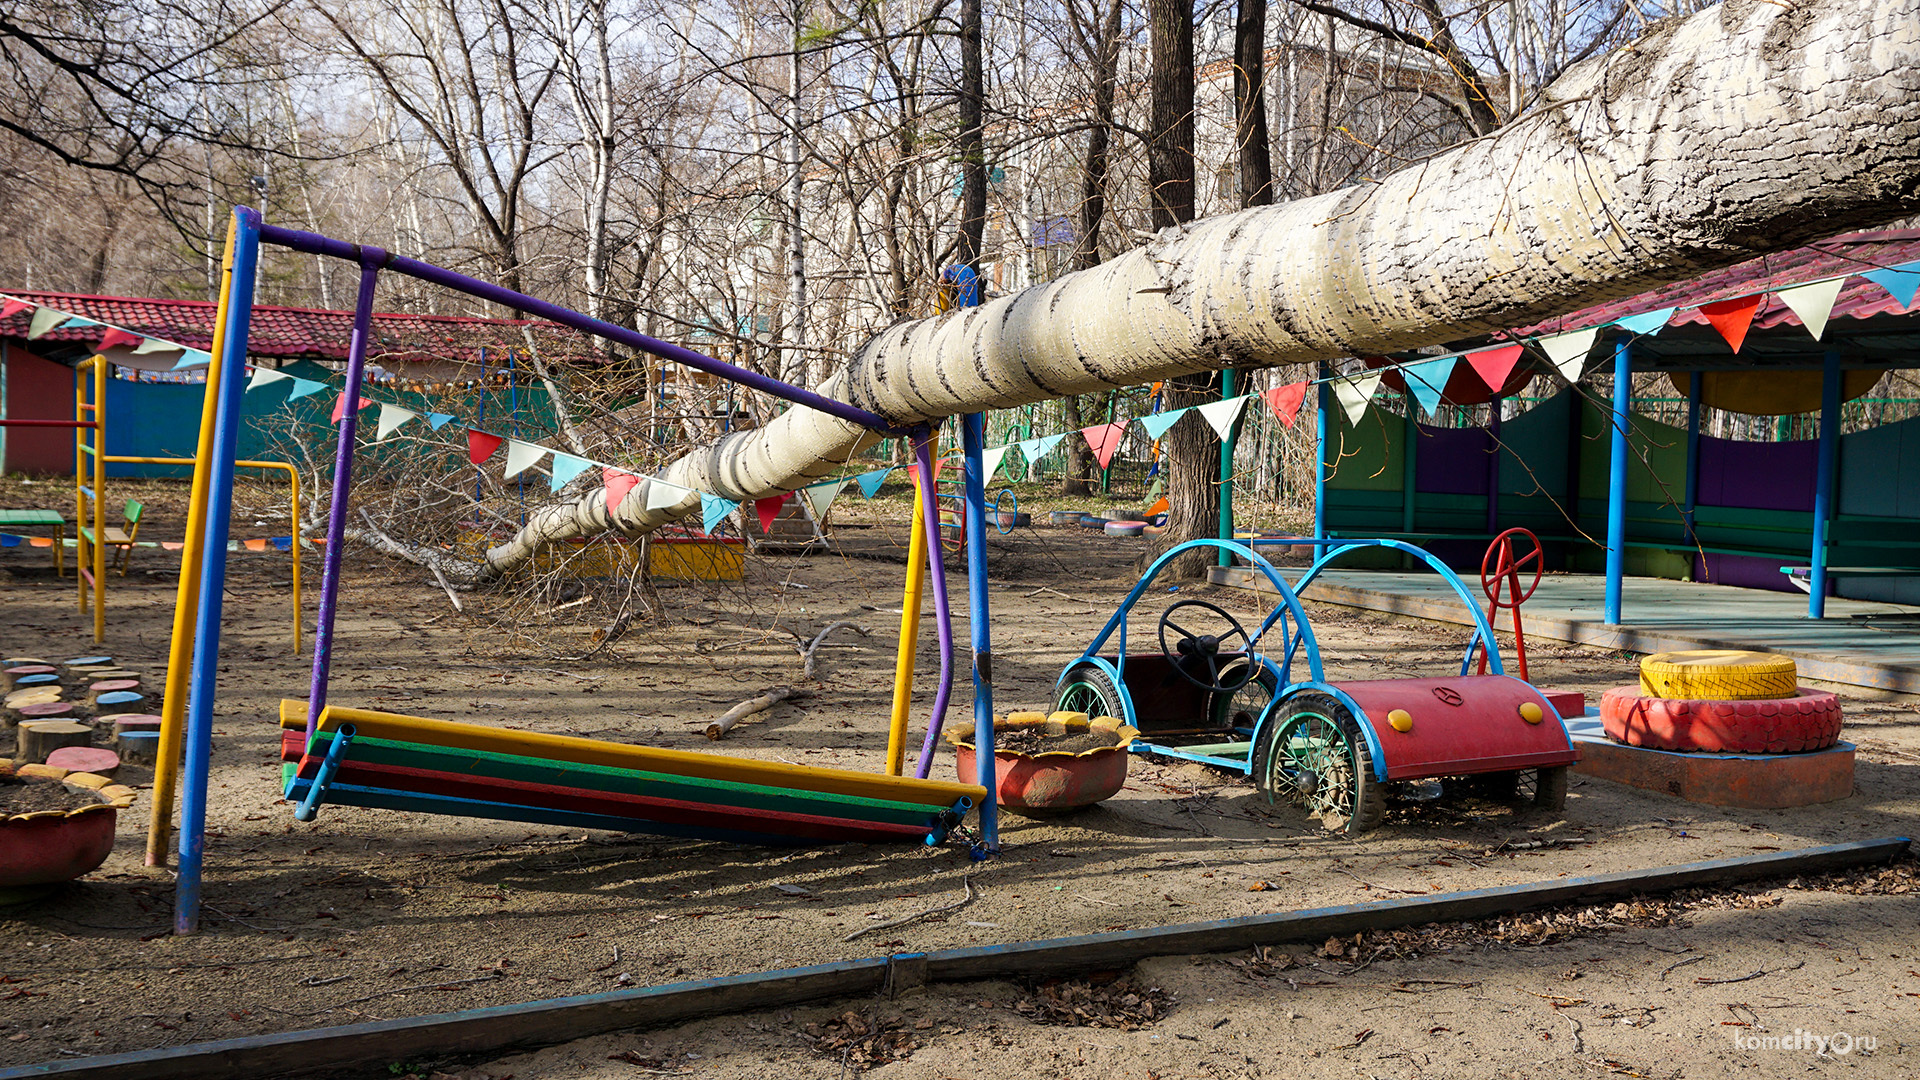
top-left (1149, 0), bottom-right (1214, 578)
top-left (1061, 0), bottom-right (1122, 496)
top-left (1234, 0), bottom-right (1273, 207)
top-left (956, 0), bottom-right (987, 275)
top-left (1062, 394), bottom-right (1092, 494)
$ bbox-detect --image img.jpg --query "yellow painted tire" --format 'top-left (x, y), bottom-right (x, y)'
top-left (1638, 650), bottom-right (1797, 701)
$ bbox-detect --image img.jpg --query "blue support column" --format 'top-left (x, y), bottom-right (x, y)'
top-left (960, 411), bottom-right (998, 852)
top-left (1683, 372), bottom-right (1701, 544)
top-left (175, 208), bottom-right (262, 934)
top-left (1809, 350), bottom-right (1842, 618)
top-left (1314, 363), bottom-right (1330, 540)
top-left (1604, 340), bottom-right (1632, 626)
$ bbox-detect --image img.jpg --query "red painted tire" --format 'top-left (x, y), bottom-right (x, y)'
top-left (1599, 686), bottom-right (1842, 754)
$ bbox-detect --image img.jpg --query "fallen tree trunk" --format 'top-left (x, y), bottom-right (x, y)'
top-left (432, 0), bottom-right (1919, 583)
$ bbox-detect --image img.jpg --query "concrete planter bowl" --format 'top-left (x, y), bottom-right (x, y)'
top-left (0, 763), bottom-right (137, 904)
top-left (949, 711), bottom-right (1138, 816)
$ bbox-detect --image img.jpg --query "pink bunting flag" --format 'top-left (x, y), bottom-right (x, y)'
top-left (330, 392), bottom-right (375, 423)
top-left (1699, 295), bottom-right (1763, 353)
top-left (96, 328), bottom-right (143, 352)
top-left (1465, 343), bottom-right (1524, 391)
top-left (0, 299), bottom-right (29, 319)
top-left (1264, 382), bottom-right (1308, 428)
top-left (602, 467), bottom-right (640, 511)
top-left (1081, 421), bottom-right (1128, 470)
top-left (467, 429), bottom-right (505, 465)
top-left (755, 493), bottom-right (789, 533)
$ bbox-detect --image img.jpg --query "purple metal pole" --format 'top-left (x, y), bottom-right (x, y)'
top-left (254, 222), bottom-right (901, 435)
top-left (304, 258), bottom-right (383, 740)
top-left (912, 431), bottom-right (957, 779)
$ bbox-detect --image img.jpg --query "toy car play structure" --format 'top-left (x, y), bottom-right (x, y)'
top-left (1051, 536), bottom-right (1580, 832)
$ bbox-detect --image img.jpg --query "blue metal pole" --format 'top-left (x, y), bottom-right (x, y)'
top-left (960, 410), bottom-right (997, 852)
top-left (1683, 372), bottom-right (1701, 544)
top-left (1604, 339), bottom-right (1631, 626)
top-left (1809, 349), bottom-right (1842, 619)
top-left (1314, 362), bottom-right (1330, 540)
top-left (175, 208), bottom-right (262, 935)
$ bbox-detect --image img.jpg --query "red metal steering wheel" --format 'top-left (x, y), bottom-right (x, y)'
top-left (1478, 527), bottom-right (1543, 680)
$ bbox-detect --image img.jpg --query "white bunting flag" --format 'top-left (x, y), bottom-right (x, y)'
top-left (645, 478), bottom-right (694, 511)
top-left (501, 439), bottom-right (549, 479)
top-left (1332, 372), bottom-right (1383, 426)
top-left (1196, 394), bottom-right (1253, 440)
top-left (27, 308), bottom-right (68, 339)
top-left (133, 338), bottom-right (183, 355)
top-left (1537, 327), bottom-right (1599, 381)
top-left (980, 445), bottom-right (1012, 484)
top-left (797, 479), bottom-right (847, 521)
top-left (374, 403), bottom-right (417, 441)
top-left (247, 367), bottom-right (292, 391)
top-left (1775, 278), bottom-right (1846, 341)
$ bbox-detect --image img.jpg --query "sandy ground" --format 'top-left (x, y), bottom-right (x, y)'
top-left (1, 480), bottom-right (1917, 1078)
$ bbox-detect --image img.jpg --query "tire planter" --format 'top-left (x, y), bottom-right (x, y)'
top-left (950, 712), bottom-right (1138, 816)
top-left (1, 767), bottom-right (136, 903)
top-left (1600, 686), bottom-right (1843, 754)
top-left (1049, 511), bottom-right (1082, 526)
top-left (1639, 650), bottom-right (1797, 701)
top-left (1104, 520), bottom-right (1145, 537)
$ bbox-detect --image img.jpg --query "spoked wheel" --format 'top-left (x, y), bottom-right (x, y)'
top-left (1457, 766), bottom-right (1568, 811)
top-left (1054, 662), bottom-right (1127, 723)
top-left (1253, 693), bottom-right (1386, 834)
top-left (1210, 660), bottom-right (1278, 731)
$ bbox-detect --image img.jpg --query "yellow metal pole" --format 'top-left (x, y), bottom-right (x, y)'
top-left (104, 456), bottom-right (302, 654)
top-left (91, 357), bottom-right (105, 642)
top-left (884, 474), bottom-right (929, 775)
top-left (146, 217), bottom-right (238, 867)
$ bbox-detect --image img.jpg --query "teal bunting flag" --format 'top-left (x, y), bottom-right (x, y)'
top-left (1028, 433), bottom-right (1065, 459)
top-left (286, 378), bottom-right (327, 401)
top-left (701, 493), bottom-right (740, 534)
top-left (1399, 358), bottom-right (1454, 417)
top-left (854, 467), bottom-right (891, 498)
top-left (427, 412), bottom-right (456, 430)
top-left (1861, 260), bottom-right (1920, 309)
top-left (1137, 409), bottom-right (1185, 441)
top-left (549, 453), bottom-right (592, 491)
top-left (1613, 307), bottom-right (1677, 336)
top-left (172, 348), bottom-right (212, 369)
top-left (57, 316), bottom-right (100, 330)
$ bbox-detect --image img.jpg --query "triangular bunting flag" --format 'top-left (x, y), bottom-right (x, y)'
top-left (330, 392), bottom-right (374, 424)
top-left (172, 349), bottom-right (212, 369)
top-left (645, 478), bottom-right (692, 511)
top-left (1137, 409), bottom-right (1186, 441)
top-left (1699, 294), bottom-right (1763, 353)
top-left (798, 479), bottom-right (847, 521)
top-left (132, 337), bottom-right (181, 354)
top-left (502, 439), bottom-right (549, 479)
top-left (247, 367), bottom-right (292, 392)
top-left (97, 328), bottom-right (142, 352)
top-left (754, 493), bottom-right (789, 534)
top-left (286, 377), bottom-right (326, 401)
top-left (1399, 358), bottom-right (1455, 417)
top-left (467, 429), bottom-right (504, 465)
top-left (1537, 327), bottom-right (1599, 380)
top-left (602, 467), bottom-right (640, 512)
top-left (1776, 278), bottom-right (1845, 341)
top-left (374, 403), bottom-right (417, 441)
top-left (427, 412), bottom-right (456, 430)
top-left (980, 445), bottom-right (1012, 484)
top-left (57, 316), bottom-right (99, 330)
top-left (1081, 421), bottom-right (1128, 469)
top-left (1332, 372), bottom-right (1382, 426)
top-left (1465, 344), bottom-right (1524, 391)
top-left (1196, 395), bottom-right (1252, 441)
top-left (27, 308), bottom-right (68, 339)
top-left (0, 298), bottom-right (29, 319)
top-left (1030, 432), bottom-right (1066, 459)
top-left (1613, 307), bottom-right (1676, 336)
top-left (549, 453), bottom-right (591, 491)
top-left (855, 468), bottom-right (891, 499)
top-left (701, 493), bottom-right (739, 534)
top-left (1861, 259), bottom-right (1920, 310)
top-left (1264, 382), bottom-right (1308, 427)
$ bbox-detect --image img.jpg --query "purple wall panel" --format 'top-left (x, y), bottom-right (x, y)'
top-left (1414, 424), bottom-right (1492, 496)
top-left (1695, 436), bottom-right (1817, 512)
top-left (1695, 552), bottom-right (1810, 594)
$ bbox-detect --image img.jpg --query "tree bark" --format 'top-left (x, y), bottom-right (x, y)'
top-left (1147, 0), bottom-right (1195, 231)
top-left (956, 0), bottom-right (986, 273)
top-left (446, 0), bottom-right (1920, 583)
top-left (1234, 0), bottom-right (1274, 208)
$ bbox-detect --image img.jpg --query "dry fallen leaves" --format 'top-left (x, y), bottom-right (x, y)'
top-left (1014, 976), bottom-right (1174, 1030)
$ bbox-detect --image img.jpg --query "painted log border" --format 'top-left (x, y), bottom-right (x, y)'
top-left (2, 836), bottom-right (1907, 1080)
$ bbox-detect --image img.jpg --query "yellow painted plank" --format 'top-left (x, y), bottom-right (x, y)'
top-left (313, 703), bottom-right (985, 806)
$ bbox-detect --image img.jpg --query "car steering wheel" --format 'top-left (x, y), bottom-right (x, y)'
top-left (1157, 599), bottom-right (1255, 693)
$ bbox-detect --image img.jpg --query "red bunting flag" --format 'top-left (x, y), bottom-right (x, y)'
top-left (1081, 421), bottom-right (1128, 469)
top-left (1700, 295), bottom-right (1763, 353)
top-left (755, 493), bottom-right (789, 533)
top-left (330, 392), bottom-right (375, 423)
top-left (602, 467), bottom-right (640, 511)
top-left (1264, 382), bottom-right (1308, 428)
top-left (96, 328), bottom-right (143, 352)
top-left (1465, 343), bottom-right (1524, 392)
top-left (0, 299), bottom-right (30, 319)
top-left (467, 429), bottom-right (505, 464)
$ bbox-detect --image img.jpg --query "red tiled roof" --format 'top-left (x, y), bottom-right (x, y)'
top-left (0, 290), bottom-right (608, 366)
top-left (1510, 229), bottom-right (1920, 338)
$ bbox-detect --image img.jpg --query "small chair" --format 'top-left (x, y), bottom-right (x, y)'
top-left (81, 500), bottom-right (144, 576)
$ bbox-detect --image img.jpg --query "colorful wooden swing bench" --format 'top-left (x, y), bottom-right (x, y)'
top-left (275, 702), bottom-right (984, 847)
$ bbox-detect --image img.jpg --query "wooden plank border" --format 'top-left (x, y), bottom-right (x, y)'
top-left (4, 837), bottom-right (1906, 1080)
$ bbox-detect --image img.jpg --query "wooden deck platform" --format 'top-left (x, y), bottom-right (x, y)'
top-left (1209, 565), bottom-right (1920, 695)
